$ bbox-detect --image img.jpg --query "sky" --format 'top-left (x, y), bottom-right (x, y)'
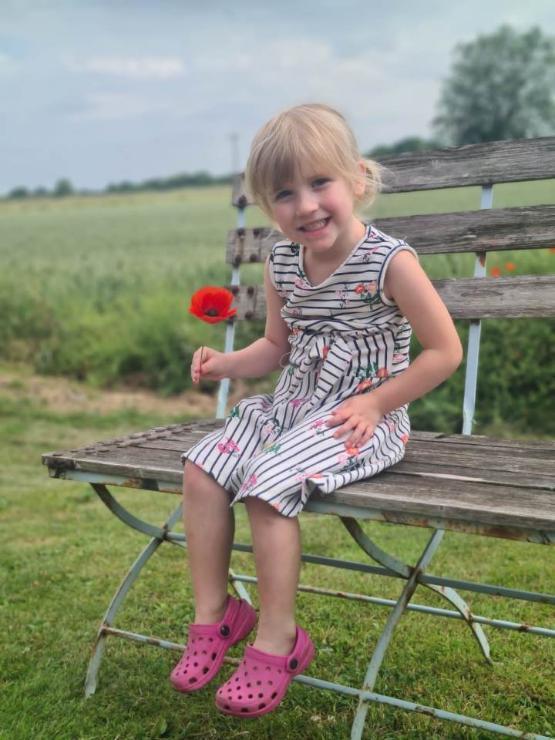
top-left (1, 0), bottom-right (554, 194)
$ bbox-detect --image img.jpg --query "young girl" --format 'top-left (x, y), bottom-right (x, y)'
top-left (170, 103), bottom-right (463, 717)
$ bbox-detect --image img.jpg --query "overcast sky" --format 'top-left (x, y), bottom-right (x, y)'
top-left (1, 0), bottom-right (554, 194)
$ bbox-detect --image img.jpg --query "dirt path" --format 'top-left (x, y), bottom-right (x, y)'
top-left (0, 364), bottom-right (252, 417)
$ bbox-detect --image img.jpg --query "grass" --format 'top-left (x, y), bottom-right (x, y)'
top-left (1, 392), bottom-right (554, 739)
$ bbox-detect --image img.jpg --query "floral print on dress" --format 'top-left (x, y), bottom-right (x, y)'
top-left (287, 360), bottom-right (302, 377)
top-left (362, 245), bottom-right (380, 263)
top-left (354, 280), bottom-right (381, 308)
top-left (262, 441), bottom-right (282, 454)
top-left (262, 414), bottom-right (284, 438)
top-left (337, 445), bottom-right (361, 473)
top-left (310, 418), bottom-right (329, 437)
top-left (293, 467), bottom-right (325, 485)
top-left (355, 362), bottom-right (389, 392)
top-left (238, 473), bottom-right (258, 494)
top-left (217, 438), bottom-right (241, 455)
top-left (289, 397), bottom-right (309, 409)
top-left (335, 284), bottom-right (349, 308)
top-left (294, 264), bottom-right (312, 291)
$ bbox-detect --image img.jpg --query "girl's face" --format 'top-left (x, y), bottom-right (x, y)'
top-left (269, 165), bottom-right (366, 257)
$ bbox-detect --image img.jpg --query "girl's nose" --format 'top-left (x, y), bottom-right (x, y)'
top-left (296, 188), bottom-right (318, 216)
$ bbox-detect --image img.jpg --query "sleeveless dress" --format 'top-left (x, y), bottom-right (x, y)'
top-left (181, 223), bottom-right (419, 518)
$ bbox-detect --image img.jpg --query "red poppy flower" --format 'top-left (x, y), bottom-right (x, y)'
top-left (490, 266), bottom-right (501, 277)
top-left (189, 286), bottom-right (237, 324)
top-left (505, 261), bottom-right (516, 272)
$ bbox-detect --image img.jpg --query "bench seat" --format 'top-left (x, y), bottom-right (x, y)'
top-left (43, 423), bottom-right (555, 543)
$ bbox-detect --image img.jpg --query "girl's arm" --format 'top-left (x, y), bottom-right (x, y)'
top-left (225, 256), bottom-right (291, 379)
top-left (368, 250), bottom-right (463, 416)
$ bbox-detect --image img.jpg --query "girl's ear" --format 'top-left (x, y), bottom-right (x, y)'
top-left (353, 160), bottom-right (366, 198)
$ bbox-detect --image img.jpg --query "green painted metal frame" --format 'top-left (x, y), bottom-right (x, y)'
top-left (73, 477), bottom-right (554, 739)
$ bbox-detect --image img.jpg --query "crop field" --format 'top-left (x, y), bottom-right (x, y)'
top-left (1, 178), bottom-right (554, 435)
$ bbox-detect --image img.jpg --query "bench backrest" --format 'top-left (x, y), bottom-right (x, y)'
top-left (215, 137), bottom-right (555, 427)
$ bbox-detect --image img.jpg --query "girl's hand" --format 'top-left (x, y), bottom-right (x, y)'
top-left (326, 395), bottom-right (384, 448)
top-left (191, 346), bottom-right (230, 383)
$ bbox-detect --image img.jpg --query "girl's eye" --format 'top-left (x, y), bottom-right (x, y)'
top-left (274, 189), bottom-right (292, 201)
top-left (312, 178), bottom-right (330, 188)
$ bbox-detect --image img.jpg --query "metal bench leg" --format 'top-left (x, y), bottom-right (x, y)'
top-left (350, 528), bottom-right (445, 739)
top-left (84, 484), bottom-right (182, 696)
top-left (341, 518), bottom-right (491, 662)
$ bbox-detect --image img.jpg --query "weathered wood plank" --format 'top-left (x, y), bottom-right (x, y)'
top-left (84, 438), bottom-right (554, 491)
top-left (310, 474), bottom-right (555, 532)
top-left (42, 450), bottom-right (555, 533)
top-left (229, 275), bottom-right (555, 320)
top-left (114, 433), bottom-right (555, 480)
top-left (225, 206), bottom-right (555, 264)
top-left (231, 138), bottom-right (555, 202)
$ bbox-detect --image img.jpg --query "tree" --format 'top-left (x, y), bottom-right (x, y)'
top-left (366, 136), bottom-right (442, 158)
top-left (433, 25), bottom-right (555, 145)
top-left (8, 186), bottom-right (29, 199)
top-left (53, 178), bottom-right (74, 197)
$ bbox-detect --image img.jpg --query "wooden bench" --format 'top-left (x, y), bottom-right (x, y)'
top-left (43, 137), bottom-right (555, 739)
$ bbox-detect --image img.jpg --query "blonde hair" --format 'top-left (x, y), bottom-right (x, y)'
top-left (245, 103), bottom-right (382, 219)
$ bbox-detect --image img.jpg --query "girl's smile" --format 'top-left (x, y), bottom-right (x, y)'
top-left (298, 216), bottom-right (331, 236)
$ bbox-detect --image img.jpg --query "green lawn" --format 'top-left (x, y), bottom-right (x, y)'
top-left (1, 393), bottom-right (553, 739)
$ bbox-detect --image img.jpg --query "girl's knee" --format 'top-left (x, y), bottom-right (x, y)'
top-left (244, 496), bottom-right (291, 523)
top-left (183, 460), bottom-right (201, 488)
top-left (183, 461), bottom-right (224, 496)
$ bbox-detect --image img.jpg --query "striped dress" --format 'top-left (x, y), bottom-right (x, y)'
top-left (182, 223), bottom-right (419, 517)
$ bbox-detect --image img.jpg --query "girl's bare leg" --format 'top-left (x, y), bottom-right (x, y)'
top-left (182, 461), bottom-right (235, 624)
top-left (244, 497), bottom-right (301, 655)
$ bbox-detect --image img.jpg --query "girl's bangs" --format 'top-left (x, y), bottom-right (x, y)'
top-left (267, 128), bottom-right (344, 194)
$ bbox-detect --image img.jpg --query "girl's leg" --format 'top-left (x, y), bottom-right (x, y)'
top-left (182, 461), bottom-right (235, 624)
top-left (244, 497), bottom-right (301, 655)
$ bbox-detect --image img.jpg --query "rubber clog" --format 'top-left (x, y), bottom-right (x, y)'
top-left (170, 595), bottom-right (257, 692)
top-left (215, 625), bottom-right (315, 717)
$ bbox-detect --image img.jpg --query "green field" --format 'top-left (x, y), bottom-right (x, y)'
top-left (1, 180), bottom-right (554, 435)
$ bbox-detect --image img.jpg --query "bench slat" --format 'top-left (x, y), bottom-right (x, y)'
top-left (232, 138), bottom-right (555, 202)
top-left (226, 205), bottom-right (555, 264)
top-left (230, 275), bottom-right (555, 320)
top-left (42, 425), bottom-right (555, 536)
top-left (310, 475), bottom-right (554, 533)
top-left (83, 438), bottom-right (555, 491)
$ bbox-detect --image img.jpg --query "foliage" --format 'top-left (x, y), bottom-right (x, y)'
top-left (53, 178), bottom-right (74, 197)
top-left (5, 172), bottom-right (234, 200)
top-left (366, 136), bottom-right (442, 157)
top-left (433, 25), bottom-right (555, 145)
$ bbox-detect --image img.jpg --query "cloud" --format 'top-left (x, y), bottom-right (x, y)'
top-left (66, 55), bottom-right (186, 79)
top-left (0, 51), bottom-right (19, 76)
top-left (75, 92), bottom-right (169, 120)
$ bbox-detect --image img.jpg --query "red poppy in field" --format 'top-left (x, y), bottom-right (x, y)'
top-left (505, 261), bottom-right (516, 271)
top-left (189, 286), bottom-right (237, 324)
top-left (490, 266), bottom-right (502, 277)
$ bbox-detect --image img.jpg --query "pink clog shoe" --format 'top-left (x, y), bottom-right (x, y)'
top-left (215, 625), bottom-right (315, 717)
top-left (170, 595), bottom-right (257, 692)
